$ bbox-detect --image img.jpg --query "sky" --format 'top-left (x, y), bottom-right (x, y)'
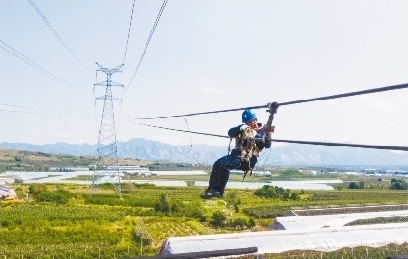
top-left (1, 0), bottom-right (407, 149)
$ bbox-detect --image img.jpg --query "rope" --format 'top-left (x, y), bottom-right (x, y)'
top-left (138, 123), bottom-right (408, 152)
top-left (129, 83), bottom-right (408, 119)
top-left (184, 117), bottom-right (211, 169)
top-left (247, 148), bottom-right (272, 186)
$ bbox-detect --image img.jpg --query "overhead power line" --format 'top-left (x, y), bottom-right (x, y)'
top-left (0, 109), bottom-right (48, 114)
top-left (0, 103), bottom-right (83, 114)
top-left (0, 102), bottom-right (84, 111)
top-left (27, 0), bottom-right (92, 74)
top-left (129, 83), bottom-right (408, 119)
top-left (59, 0), bottom-right (94, 63)
top-left (137, 122), bottom-right (408, 152)
top-left (123, 0), bottom-right (136, 67)
top-left (0, 40), bottom-right (82, 90)
top-left (126, 0), bottom-right (168, 90)
top-left (0, 109), bottom-right (82, 114)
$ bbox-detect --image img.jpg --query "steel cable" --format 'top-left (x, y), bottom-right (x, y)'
top-left (129, 83), bottom-right (408, 119)
top-left (27, 0), bottom-right (92, 74)
top-left (137, 122), bottom-right (408, 152)
top-left (122, 0), bottom-right (136, 68)
top-left (0, 41), bottom-right (82, 90)
top-left (126, 0), bottom-right (168, 91)
top-left (0, 102), bottom-right (84, 111)
top-left (59, 0), bottom-right (95, 63)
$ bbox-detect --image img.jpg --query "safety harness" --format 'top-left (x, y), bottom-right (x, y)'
top-left (235, 102), bottom-right (279, 181)
top-left (236, 127), bottom-right (259, 180)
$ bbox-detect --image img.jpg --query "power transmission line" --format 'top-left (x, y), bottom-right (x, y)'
top-left (126, 0), bottom-right (168, 91)
top-left (123, 0), bottom-right (136, 68)
top-left (120, 0), bottom-right (136, 86)
top-left (0, 109), bottom-right (48, 114)
top-left (59, 0), bottom-right (95, 63)
top-left (0, 110), bottom-right (81, 114)
top-left (0, 102), bottom-right (85, 111)
top-left (0, 109), bottom-right (82, 114)
top-left (0, 40), bottom-right (83, 90)
top-left (128, 83), bottom-right (408, 119)
top-left (27, 0), bottom-right (92, 74)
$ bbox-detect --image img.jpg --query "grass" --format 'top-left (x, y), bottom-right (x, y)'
top-left (1, 183), bottom-right (407, 258)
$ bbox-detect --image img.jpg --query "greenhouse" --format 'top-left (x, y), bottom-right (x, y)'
top-left (158, 223), bottom-right (408, 255)
top-left (269, 210), bottom-right (408, 230)
top-left (194, 180), bottom-right (334, 190)
top-left (284, 204), bottom-right (408, 216)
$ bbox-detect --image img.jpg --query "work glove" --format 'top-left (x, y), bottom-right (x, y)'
top-left (240, 125), bottom-right (249, 131)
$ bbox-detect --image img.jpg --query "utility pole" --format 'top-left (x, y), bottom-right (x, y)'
top-left (91, 62), bottom-right (123, 197)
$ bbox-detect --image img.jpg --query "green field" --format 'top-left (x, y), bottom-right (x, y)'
top-left (1, 180), bottom-right (408, 259)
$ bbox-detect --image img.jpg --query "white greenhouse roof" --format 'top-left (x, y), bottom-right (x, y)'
top-left (269, 210), bottom-right (408, 230)
top-left (195, 180), bottom-right (335, 190)
top-left (3, 171), bottom-right (188, 186)
top-left (285, 204), bottom-right (408, 216)
top-left (150, 170), bottom-right (208, 175)
top-left (159, 223), bottom-right (408, 255)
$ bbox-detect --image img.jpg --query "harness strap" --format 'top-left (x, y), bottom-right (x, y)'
top-left (234, 128), bottom-right (260, 166)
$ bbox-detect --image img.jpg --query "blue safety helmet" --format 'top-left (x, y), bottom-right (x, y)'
top-left (242, 109), bottom-right (257, 123)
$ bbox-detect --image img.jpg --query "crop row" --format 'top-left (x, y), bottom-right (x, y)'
top-left (2, 243), bottom-right (407, 259)
top-left (1, 203), bottom-right (137, 222)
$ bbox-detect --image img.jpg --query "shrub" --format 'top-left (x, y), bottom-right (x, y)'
top-left (348, 182), bottom-right (360, 189)
top-left (247, 218), bottom-right (256, 229)
top-left (35, 190), bottom-right (73, 204)
top-left (254, 185), bottom-right (288, 199)
top-left (154, 193), bottom-right (172, 215)
top-left (28, 184), bottom-right (48, 195)
top-left (211, 211), bottom-right (226, 228)
top-left (230, 217), bottom-right (247, 229)
top-left (225, 191), bottom-right (241, 206)
top-left (390, 178), bottom-right (408, 190)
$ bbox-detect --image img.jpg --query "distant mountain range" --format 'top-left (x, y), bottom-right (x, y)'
top-left (1, 138), bottom-right (407, 168)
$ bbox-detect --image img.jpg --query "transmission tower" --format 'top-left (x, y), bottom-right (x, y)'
top-left (91, 62), bottom-right (124, 197)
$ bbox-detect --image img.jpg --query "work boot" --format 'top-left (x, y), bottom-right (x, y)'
top-left (200, 189), bottom-right (222, 199)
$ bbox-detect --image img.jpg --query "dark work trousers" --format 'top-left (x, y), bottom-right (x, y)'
top-left (207, 149), bottom-right (257, 195)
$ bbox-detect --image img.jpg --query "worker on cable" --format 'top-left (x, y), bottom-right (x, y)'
top-left (200, 108), bottom-right (274, 199)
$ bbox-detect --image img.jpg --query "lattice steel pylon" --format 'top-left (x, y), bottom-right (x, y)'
top-left (91, 62), bottom-right (124, 197)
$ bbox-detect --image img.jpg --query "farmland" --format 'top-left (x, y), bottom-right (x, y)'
top-left (1, 181), bottom-right (408, 258)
